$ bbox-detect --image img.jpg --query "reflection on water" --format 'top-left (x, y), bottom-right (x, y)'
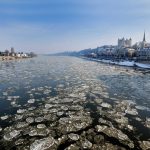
top-left (0, 56), bottom-right (150, 150)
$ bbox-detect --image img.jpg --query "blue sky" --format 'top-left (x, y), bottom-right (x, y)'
top-left (0, 0), bottom-right (150, 53)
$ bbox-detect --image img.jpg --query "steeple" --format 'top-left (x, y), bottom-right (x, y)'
top-left (143, 31), bottom-right (146, 42)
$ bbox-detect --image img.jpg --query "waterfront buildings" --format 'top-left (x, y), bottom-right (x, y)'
top-left (82, 32), bottom-right (150, 61)
top-left (137, 47), bottom-right (150, 60)
top-left (114, 32), bottom-right (150, 60)
top-left (0, 47), bottom-right (36, 59)
top-left (134, 32), bottom-right (150, 60)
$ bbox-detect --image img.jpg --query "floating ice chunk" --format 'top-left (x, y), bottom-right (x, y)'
top-left (49, 108), bottom-right (57, 113)
top-left (65, 144), bottom-right (79, 150)
top-left (96, 125), bottom-right (107, 132)
top-left (0, 127), bottom-right (2, 132)
top-left (59, 117), bottom-right (69, 125)
top-left (16, 122), bottom-right (29, 128)
top-left (118, 130), bottom-right (129, 141)
top-left (15, 115), bottom-right (23, 120)
top-left (115, 116), bottom-right (128, 125)
top-left (147, 118), bottom-right (150, 122)
top-left (28, 99), bottom-right (35, 104)
top-left (57, 84), bottom-right (64, 88)
top-left (37, 87), bottom-right (44, 91)
top-left (68, 133), bottom-right (79, 141)
top-left (57, 111), bottom-right (64, 117)
top-left (82, 139), bottom-right (92, 149)
top-left (29, 94), bottom-right (34, 98)
top-left (99, 118), bottom-right (113, 127)
top-left (31, 88), bottom-right (36, 91)
top-left (96, 125), bottom-right (134, 148)
top-left (11, 101), bottom-right (16, 106)
top-left (17, 109), bottom-right (26, 114)
top-left (35, 92), bottom-right (41, 96)
top-left (127, 125), bottom-right (134, 130)
top-left (125, 109), bottom-right (138, 116)
top-left (68, 93), bottom-right (79, 98)
top-left (94, 99), bottom-right (103, 104)
top-left (28, 107), bottom-right (36, 111)
top-left (4, 130), bottom-right (20, 141)
top-left (15, 138), bottom-right (24, 146)
top-left (29, 129), bottom-right (38, 137)
top-left (135, 117), bottom-right (142, 122)
top-left (140, 141), bottom-right (150, 150)
top-left (101, 103), bottom-right (112, 109)
top-left (145, 118), bottom-right (150, 128)
top-left (61, 98), bottom-right (73, 103)
top-left (35, 117), bottom-right (44, 123)
top-left (14, 96), bottom-right (20, 99)
top-left (124, 100), bottom-right (136, 106)
top-left (44, 114), bottom-right (52, 121)
top-left (1, 115), bottom-right (9, 120)
top-left (30, 137), bottom-right (56, 150)
top-left (43, 89), bottom-right (51, 94)
top-left (27, 91), bottom-right (32, 94)
top-left (74, 123), bottom-right (85, 130)
top-left (7, 97), bottom-right (12, 101)
top-left (135, 105), bottom-right (150, 111)
top-left (7, 96), bottom-right (20, 99)
top-left (57, 135), bottom-right (67, 145)
top-left (37, 129), bottom-right (50, 137)
top-left (61, 106), bottom-right (68, 111)
top-left (26, 117), bottom-right (34, 124)
top-left (3, 92), bottom-right (8, 96)
top-left (45, 104), bottom-right (53, 109)
top-left (37, 124), bottom-right (46, 129)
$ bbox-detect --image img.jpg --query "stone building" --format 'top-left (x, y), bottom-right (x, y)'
top-left (118, 38), bottom-right (132, 48)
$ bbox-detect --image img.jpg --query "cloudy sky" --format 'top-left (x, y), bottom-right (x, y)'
top-left (0, 0), bottom-right (150, 53)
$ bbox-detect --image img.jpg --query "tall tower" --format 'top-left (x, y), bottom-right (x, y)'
top-left (143, 31), bottom-right (146, 42)
top-left (141, 31), bottom-right (146, 48)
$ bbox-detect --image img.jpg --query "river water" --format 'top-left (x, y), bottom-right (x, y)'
top-left (0, 56), bottom-right (150, 150)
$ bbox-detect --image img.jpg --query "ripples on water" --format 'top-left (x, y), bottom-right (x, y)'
top-left (0, 56), bottom-right (150, 150)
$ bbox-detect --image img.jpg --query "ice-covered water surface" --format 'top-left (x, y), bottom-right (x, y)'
top-left (0, 56), bottom-right (150, 150)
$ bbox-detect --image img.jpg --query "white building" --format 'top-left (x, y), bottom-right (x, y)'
top-left (97, 45), bottom-right (116, 56)
top-left (137, 48), bottom-right (150, 59)
top-left (15, 53), bottom-right (21, 57)
top-left (21, 53), bottom-right (28, 57)
top-left (118, 38), bottom-right (132, 48)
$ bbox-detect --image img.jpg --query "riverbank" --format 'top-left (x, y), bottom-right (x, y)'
top-left (0, 56), bottom-right (31, 61)
top-left (81, 57), bottom-right (150, 69)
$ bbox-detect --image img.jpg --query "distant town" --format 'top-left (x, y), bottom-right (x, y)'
top-left (84, 32), bottom-right (150, 61)
top-left (55, 32), bottom-right (150, 62)
top-left (0, 47), bottom-right (37, 61)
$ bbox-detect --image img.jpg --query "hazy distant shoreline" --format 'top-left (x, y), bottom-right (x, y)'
top-left (0, 56), bottom-right (31, 61)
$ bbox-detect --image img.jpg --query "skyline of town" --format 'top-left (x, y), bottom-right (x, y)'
top-left (1, 31), bottom-right (150, 53)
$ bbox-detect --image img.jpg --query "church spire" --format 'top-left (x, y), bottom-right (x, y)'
top-left (143, 31), bottom-right (146, 42)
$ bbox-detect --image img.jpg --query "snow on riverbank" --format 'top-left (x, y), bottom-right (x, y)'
top-left (135, 63), bottom-right (150, 69)
top-left (83, 57), bottom-right (150, 69)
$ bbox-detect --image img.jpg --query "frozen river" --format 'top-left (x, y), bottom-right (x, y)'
top-left (0, 56), bottom-right (150, 150)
